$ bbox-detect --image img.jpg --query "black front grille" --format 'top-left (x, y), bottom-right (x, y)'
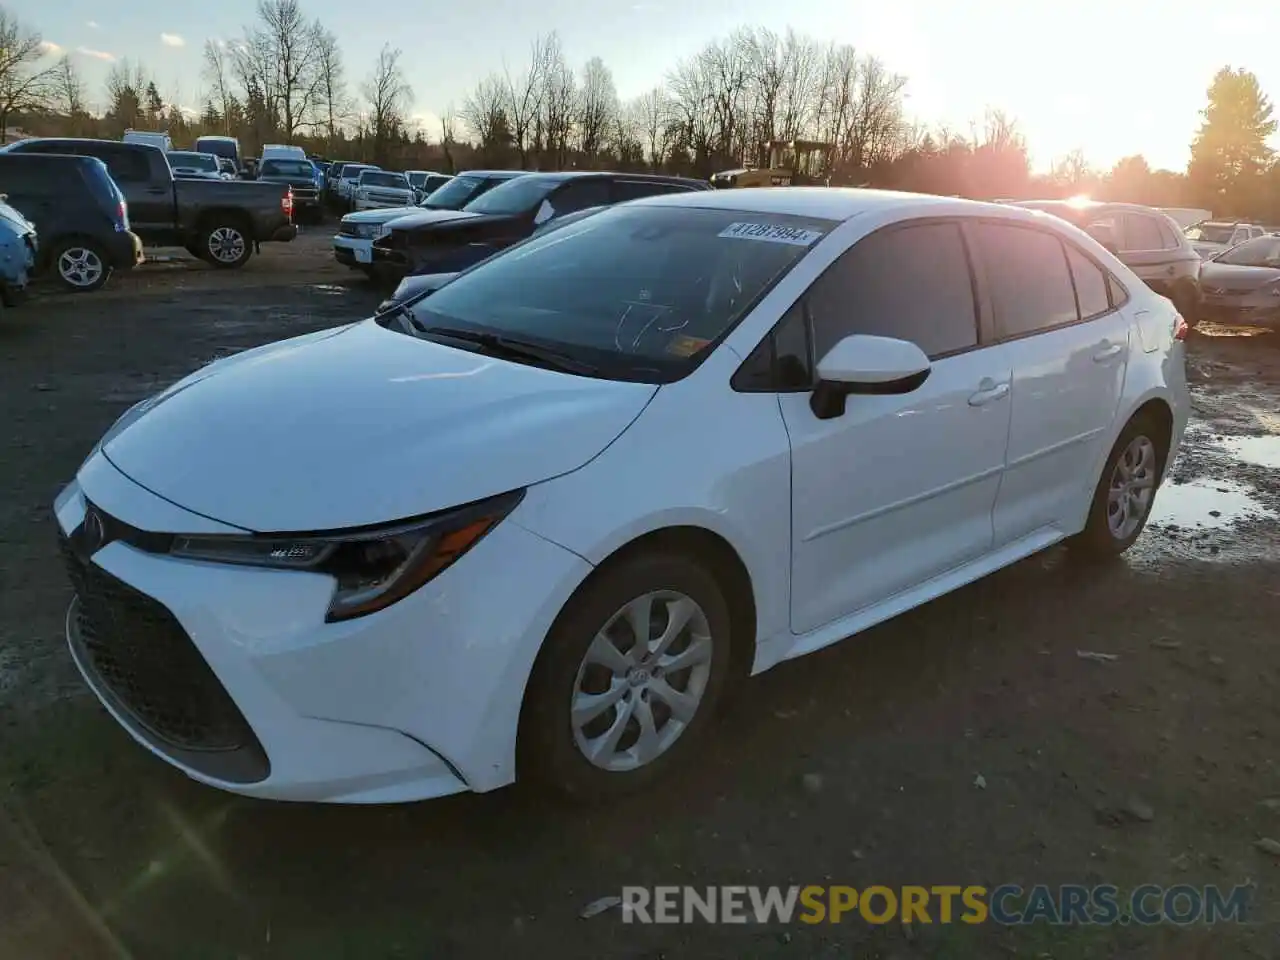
top-left (59, 533), bottom-right (256, 754)
top-left (338, 222), bottom-right (363, 238)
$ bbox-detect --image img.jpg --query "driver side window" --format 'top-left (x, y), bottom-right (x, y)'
top-left (546, 180), bottom-right (610, 219)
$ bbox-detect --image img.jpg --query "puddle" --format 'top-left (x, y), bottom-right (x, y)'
top-left (1148, 477), bottom-right (1276, 530)
top-left (1214, 435), bottom-right (1280, 469)
top-left (310, 284), bottom-right (347, 296)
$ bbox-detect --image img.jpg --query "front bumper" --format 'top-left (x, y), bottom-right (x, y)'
top-left (333, 234), bottom-right (374, 266)
top-left (54, 452), bottom-right (592, 802)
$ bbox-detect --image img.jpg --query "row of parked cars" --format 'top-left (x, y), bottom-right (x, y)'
top-left (0, 136), bottom-right (299, 295)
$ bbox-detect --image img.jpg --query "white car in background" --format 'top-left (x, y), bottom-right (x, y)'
top-left (1185, 220), bottom-right (1267, 259)
top-left (166, 151), bottom-right (224, 180)
top-left (353, 170), bottom-right (415, 211)
top-left (53, 189), bottom-right (1188, 805)
top-left (335, 164), bottom-right (378, 206)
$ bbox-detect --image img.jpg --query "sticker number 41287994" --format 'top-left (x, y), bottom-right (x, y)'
top-left (717, 222), bottom-right (826, 246)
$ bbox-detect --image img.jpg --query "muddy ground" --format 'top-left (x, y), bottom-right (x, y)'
top-left (1, 235), bottom-right (1279, 959)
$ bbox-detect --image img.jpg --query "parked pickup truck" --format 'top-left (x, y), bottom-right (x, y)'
top-left (2, 138), bottom-right (297, 268)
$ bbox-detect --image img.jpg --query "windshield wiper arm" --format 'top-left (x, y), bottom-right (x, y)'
top-left (420, 325), bottom-right (599, 375)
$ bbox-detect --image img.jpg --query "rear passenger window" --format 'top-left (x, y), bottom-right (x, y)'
top-left (970, 223), bottom-right (1078, 338)
top-left (548, 180), bottom-right (610, 216)
top-left (807, 222), bottom-right (978, 359)
top-left (1064, 245), bottom-right (1111, 319)
top-left (1155, 219), bottom-right (1181, 250)
top-left (1122, 214), bottom-right (1165, 252)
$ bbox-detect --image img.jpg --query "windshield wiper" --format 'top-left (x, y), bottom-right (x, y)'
top-left (386, 314), bottom-right (597, 375)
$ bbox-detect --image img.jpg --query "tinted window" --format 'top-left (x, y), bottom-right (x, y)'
top-left (463, 175), bottom-right (561, 215)
top-left (260, 160), bottom-right (314, 177)
top-left (1122, 214), bottom-right (1165, 252)
top-left (612, 180), bottom-right (693, 202)
top-left (971, 224), bottom-right (1078, 337)
top-left (407, 205), bottom-right (832, 382)
top-left (1065, 245), bottom-right (1111, 319)
top-left (422, 174), bottom-right (484, 209)
top-left (361, 171), bottom-right (408, 188)
top-left (733, 301), bottom-right (812, 391)
top-left (1185, 223), bottom-right (1234, 243)
top-left (0, 161), bottom-right (45, 194)
top-left (548, 179), bottom-right (611, 216)
top-left (195, 138), bottom-right (238, 161)
top-left (807, 222), bottom-right (978, 359)
top-left (1215, 235), bottom-right (1280, 266)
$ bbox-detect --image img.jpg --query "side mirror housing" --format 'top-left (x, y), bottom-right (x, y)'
top-left (810, 334), bottom-right (931, 420)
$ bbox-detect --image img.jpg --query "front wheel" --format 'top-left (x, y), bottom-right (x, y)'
top-left (201, 222), bottom-right (252, 269)
top-left (520, 551), bottom-right (734, 802)
top-left (1071, 415), bottom-right (1166, 558)
top-left (52, 240), bottom-right (112, 292)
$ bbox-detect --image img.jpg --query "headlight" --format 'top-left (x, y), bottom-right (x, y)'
top-left (169, 490), bottom-right (524, 622)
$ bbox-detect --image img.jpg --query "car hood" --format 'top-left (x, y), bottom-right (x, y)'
top-left (343, 206), bottom-right (423, 225)
top-left (100, 320), bottom-right (657, 532)
top-left (384, 208), bottom-right (488, 232)
top-left (1199, 262), bottom-right (1280, 293)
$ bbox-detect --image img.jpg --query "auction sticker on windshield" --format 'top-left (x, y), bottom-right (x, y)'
top-left (718, 222), bottom-right (826, 246)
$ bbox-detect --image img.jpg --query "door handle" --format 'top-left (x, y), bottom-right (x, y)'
top-left (968, 380), bottom-right (1009, 407)
top-left (1093, 343), bottom-right (1124, 362)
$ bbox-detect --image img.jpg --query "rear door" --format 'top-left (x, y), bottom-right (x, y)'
top-left (968, 221), bottom-right (1131, 545)
top-left (1117, 211), bottom-right (1185, 294)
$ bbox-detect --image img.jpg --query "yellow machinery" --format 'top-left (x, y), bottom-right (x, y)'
top-left (710, 139), bottom-right (834, 189)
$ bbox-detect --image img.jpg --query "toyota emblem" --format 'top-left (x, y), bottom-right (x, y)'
top-left (82, 508), bottom-right (106, 552)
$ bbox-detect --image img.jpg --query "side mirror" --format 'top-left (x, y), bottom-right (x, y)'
top-left (533, 200), bottom-right (554, 225)
top-left (810, 334), bottom-right (931, 420)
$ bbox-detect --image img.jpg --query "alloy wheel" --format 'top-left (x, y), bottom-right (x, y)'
top-left (57, 247), bottom-right (104, 289)
top-left (208, 227), bottom-right (246, 264)
top-left (1107, 434), bottom-right (1157, 540)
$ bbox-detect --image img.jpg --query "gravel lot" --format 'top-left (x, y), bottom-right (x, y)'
top-left (2, 233), bottom-right (1279, 959)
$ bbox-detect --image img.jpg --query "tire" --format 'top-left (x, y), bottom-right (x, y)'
top-left (51, 239), bottom-right (112, 293)
top-left (519, 550), bottom-right (734, 802)
top-left (1070, 414), bottom-right (1167, 559)
top-left (200, 221), bottom-right (252, 269)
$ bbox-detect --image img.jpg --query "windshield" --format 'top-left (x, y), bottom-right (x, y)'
top-left (403, 205), bottom-right (834, 382)
top-left (421, 175), bottom-right (485, 208)
top-left (195, 139), bottom-right (237, 161)
top-left (260, 159), bottom-right (314, 178)
top-left (1185, 224), bottom-right (1235, 243)
top-left (168, 152), bottom-right (218, 172)
top-left (407, 172), bottom-right (427, 187)
top-left (343, 166), bottom-right (374, 181)
top-left (362, 172), bottom-right (408, 189)
top-left (1214, 235), bottom-right (1280, 266)
top-left (463, 175), bottom-right (560, 215)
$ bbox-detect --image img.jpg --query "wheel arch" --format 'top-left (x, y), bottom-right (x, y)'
top-left (194, 207), bottom-right (254, 236)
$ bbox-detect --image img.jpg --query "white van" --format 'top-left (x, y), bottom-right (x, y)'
top-left (123, 129), bottom-right (173, 152)
top-left (261, 144), bottom-right (307, 162)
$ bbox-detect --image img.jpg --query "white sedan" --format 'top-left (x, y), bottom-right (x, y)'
top-left (54, 189), bottom-right (1189, 804)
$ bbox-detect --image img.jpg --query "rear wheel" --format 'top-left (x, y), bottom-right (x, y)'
top-left (1071, 414), bottom-right (1166, 558)
top-left (52, 240), bottom-right (112, 292)
top-left (520, 551), bottom-right (734, 802)
top-left (201, 222), bottom-right (252, 269)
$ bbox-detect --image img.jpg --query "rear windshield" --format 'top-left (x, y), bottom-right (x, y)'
top-left (361, 171), bottom-right (407, 188)
top-left (260, 159), bottom-right (315, 178)
top-left (196, 139), bottom-right (238, 161)
top-left (168, 152), bottom-right (218, 172)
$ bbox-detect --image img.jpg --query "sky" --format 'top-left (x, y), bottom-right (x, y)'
top-left (15, 0), bottom-right (1279, 173)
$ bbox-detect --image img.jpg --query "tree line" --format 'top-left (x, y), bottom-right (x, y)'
top-left (2, 2), bottom-right (1278, 220)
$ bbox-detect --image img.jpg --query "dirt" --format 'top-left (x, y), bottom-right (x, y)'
top-left (1, 241), bottom-right (1279, 959)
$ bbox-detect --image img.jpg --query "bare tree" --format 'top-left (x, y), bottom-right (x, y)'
top-left (439, 103), bottom-right (458, 172)
top-left (632, 86), bottom-right (673, 170)
top-left (103, 59), bottom-right (150, 133)
top-left (52, 55), bottom-right (86, 118)
top-left (460, 73), bottom-right (509, 150)
top-left (0, 10), bottom-right (57, 139)
top-left (577, 56), bottom-right (617, 162)
top-left (234, 0), bottom-right (325, 140)
top-left (538, 36), bottom-right (575, 168)
top-left (363, 44), bottom-right (411, 165)
top-left (313, 28), bottom-right (350, 145)
top-left (505, 33), bottom-right (551, 168)
top-left (203, 40), bottom-right (236, 134)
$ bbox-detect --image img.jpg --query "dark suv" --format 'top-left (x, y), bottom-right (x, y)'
top-left (372, 171), bottom-right (711, 281)
top-left (0, 153), bottom-right (143, 291)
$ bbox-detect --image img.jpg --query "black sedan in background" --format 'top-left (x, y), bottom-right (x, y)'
top-left (1198, 235), bottom-right (1280, 326)
top-left (370, 171), bottom-right (710, 282)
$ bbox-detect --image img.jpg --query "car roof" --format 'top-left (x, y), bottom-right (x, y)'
top-left (1012, 199), bottom-right (1168, 216)
top-left (510, 170), bottom-right (706, 187)
top-left (0, 151), bottom-right (100, 167)
top-left (630, 186), bottom-right (1024, 222)
top-left (459, 169), bottom-right (526, 179)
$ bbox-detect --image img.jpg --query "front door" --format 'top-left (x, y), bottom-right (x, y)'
top-left (965, 222), bottom-right (1131, 544)
top-left (782, 220), bottom-right (1013, 635)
